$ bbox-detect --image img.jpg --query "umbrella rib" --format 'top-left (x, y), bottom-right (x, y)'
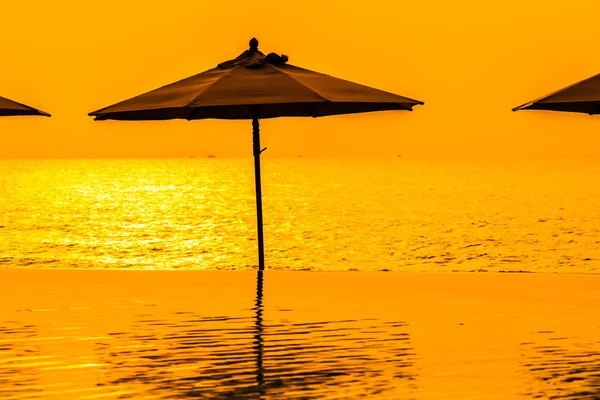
top-left (273, 65), bottom-right (424, 106)
top-left (184, 67), bottom-right (237, 109)
top-left (268, 65), bottom-right (330, 103)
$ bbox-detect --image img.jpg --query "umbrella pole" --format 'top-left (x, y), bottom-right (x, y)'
top-left (252, 116), bottom-right (266, 271)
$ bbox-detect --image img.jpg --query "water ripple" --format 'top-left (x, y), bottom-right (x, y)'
top-left (520, 331), bottom-right (600, 399)
top-left (94, 273), bottom-right (418, 399)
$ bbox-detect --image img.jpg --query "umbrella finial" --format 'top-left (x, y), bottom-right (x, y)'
top-left (249, 38), bottom-right (259, 51)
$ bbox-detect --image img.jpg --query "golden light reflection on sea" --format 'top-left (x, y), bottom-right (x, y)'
top-left (1, 157), bottom-right (599, 272)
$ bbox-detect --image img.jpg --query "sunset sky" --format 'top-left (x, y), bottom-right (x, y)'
top-left (0, 0), bottom-right (598, 158)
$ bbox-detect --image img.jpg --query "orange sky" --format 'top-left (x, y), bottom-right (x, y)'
top-left (0, 0), bottom-right (598, 158)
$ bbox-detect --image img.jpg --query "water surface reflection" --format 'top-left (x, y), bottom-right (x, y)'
top-left (0, 322), bottom-right (42, 398)
top-left (96, 271), bottom-right (419, 398)
top-left (520, 330), bottom-right (600, 399)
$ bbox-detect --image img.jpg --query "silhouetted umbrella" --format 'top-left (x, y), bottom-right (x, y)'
top-left (89, 38), bottom-right (424, 270)
top-left (0, 95), bottom-right (50, 117)
top-left (513, 73), bottom-right (600, 114)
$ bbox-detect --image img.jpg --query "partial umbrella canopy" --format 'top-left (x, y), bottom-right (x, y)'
top-left (89, 38), bottom-right (424, 270)
top-left (513, 73), bottom-right (600, 115)
top-left (0, 95), bottom-right (50, 117)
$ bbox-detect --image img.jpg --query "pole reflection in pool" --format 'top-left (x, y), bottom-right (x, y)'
top-left (254, 270), bottom-right (265, 391)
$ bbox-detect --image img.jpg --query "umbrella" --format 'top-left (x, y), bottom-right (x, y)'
top-left (89, 38), bottom-right (424, 270)
top-left (512, 73), bottom-right (600, 115)
top-left (0, 95), bottom-right (50, 117)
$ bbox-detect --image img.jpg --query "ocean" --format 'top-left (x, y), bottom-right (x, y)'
top-left (1, 156), bottom-right (599, 273)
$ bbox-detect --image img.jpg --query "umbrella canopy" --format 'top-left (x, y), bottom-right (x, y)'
top-left (89, 38), bottom-right (424, 270)
top-left (0, 95), bottom-right (50, 117)
top-left (90, 38), bottom-right (422, 120)
top-left (512, 73), bottom-right (600, 115)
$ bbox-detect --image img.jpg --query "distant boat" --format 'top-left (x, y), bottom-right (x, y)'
top-left (208, 155), bottom-right (216, 158)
